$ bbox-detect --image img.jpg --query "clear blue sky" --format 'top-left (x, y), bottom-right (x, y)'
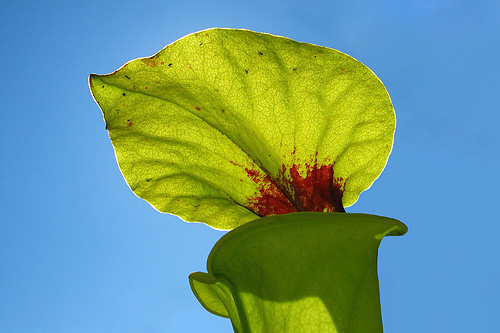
top-left (1, 0), bottom-right (499, 332)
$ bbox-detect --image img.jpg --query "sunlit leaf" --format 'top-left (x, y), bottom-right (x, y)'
top-left (189, 212), bottom-right (407, 332)
top-left (190, 272), bottom-right (242, 332)
top-left (90, 28), bottom-right (395, 229)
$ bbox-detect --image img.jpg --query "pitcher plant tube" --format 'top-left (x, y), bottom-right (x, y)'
top-left (90, 28), bottom-right (407, 332)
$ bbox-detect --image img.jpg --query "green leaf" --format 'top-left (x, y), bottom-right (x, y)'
top-left (189, 212), bottom-right (407, 332)
top-left (189, 272), bottom-right (243, 332)
top-left (90, 28), bottom-right (395, 229)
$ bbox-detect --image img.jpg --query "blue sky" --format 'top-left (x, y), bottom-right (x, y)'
top-left (1, 0), bottom-right (499, 332)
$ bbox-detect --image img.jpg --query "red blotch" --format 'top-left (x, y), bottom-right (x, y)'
top-left (245, 167), bottom-right (297, 217)
top-left (127, 121), bottom-right (134, 127)
top-left (287, 164), bottom-right (345, 212)
top-left (245, 168), bottom-right (259, 179)
top-left (195, 106), bottom-right (201, 111)
top-left (244, 152), bottom-right (345, 217)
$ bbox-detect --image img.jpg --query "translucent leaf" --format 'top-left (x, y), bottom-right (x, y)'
top-left (90, 28), bottom-right (395, 229)
top-left (189, 212), bottom-right (407, 332)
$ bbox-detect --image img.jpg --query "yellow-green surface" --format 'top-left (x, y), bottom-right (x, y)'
top-left (190, 212), bottom-right (407, 332)
top-left (90, 28), bottom-right (395, 229)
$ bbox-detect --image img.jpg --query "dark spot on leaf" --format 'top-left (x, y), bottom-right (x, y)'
top-left (146, 178), bottom-right (151, 182)
top-left (132, 85), bottom-right (136, 89)
top-left (258, 51), bottom-right (263, 55)
top-left (292, 68), bottom-right (297, 71)
top-left (122, 93), bottom-right (126, 96)
top-left (200, 43), bottom-right (203, 46)
top-left (168, 63), bottom-right (172, 66)
top-left (221, 109), bottom-right (225, 113)
top-left (125, 75), bottom-right (130, 79)
top-left (144, 86), bottom-right (148, 89)
top-left (230, 160), bottom-right (243, 168)
top-left (101, 85), bottom-right (105, 88)
top-left (244, 69), bottom-right (249, 74)
top-left (141, 57), bottom-right (158, 67)
top-left (195, 106), bottom-right (201, 111)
